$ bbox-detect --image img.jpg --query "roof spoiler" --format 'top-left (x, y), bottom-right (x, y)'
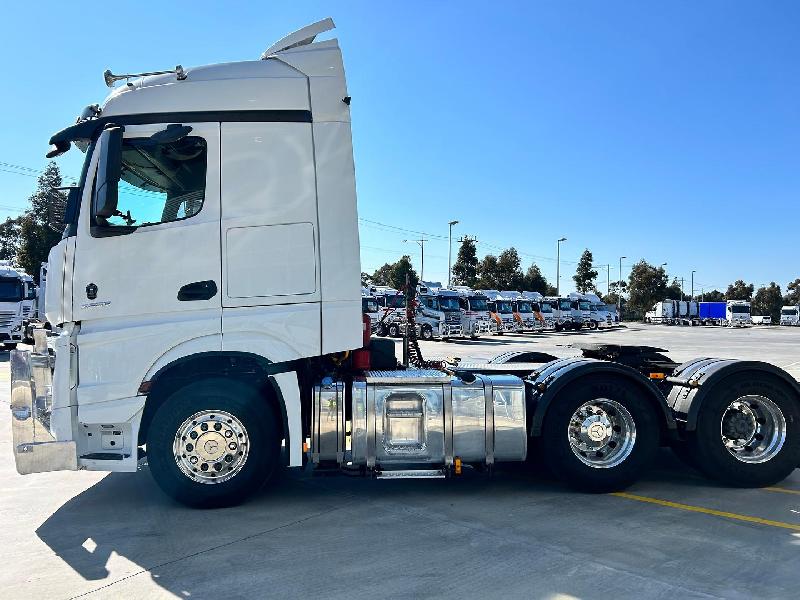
top-left (260, 17), bottom-right (335, 60)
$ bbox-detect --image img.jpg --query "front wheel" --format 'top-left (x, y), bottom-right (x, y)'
top-left (540, 376), bottom-right (660, 492)
top-left (421, 324), bottom-right (434, 340)
top-left (147, 378), bottom-right (281, 508)
top-left (388, 323), bottom-right (400, 338)
top-left (686, 373), bottom-right (800, 487)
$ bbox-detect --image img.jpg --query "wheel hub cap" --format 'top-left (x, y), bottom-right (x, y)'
top-left (173, 410), bottom-right (250, 484)
top-left (568, 399), bottom-right (636, 469)
top-left (720, 395), bottom-right (785, 464)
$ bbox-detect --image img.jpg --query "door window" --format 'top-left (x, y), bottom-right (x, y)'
top-left (98, 136), bottom-right (207, 228)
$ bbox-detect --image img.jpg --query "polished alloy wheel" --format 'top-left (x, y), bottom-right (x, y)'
top-left (720, 395), bottom-right (786, 464)
top-left (567, 398), bottom-right (636, 468)
top-left (173, 410), bottom-right (250, 484)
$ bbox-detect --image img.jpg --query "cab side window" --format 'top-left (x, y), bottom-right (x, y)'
top-left (99, 136), bottom-right (207, 228)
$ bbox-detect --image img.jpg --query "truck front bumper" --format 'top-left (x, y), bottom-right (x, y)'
top-left (9, 334), bottom-right (77, 475)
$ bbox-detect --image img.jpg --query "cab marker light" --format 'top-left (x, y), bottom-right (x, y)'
top-left (649, 372), bottom-right (666, 380)
top-left (454, 457), bottom-right (462, 475)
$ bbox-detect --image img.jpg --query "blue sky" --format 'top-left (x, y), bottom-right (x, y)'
top-left (1, 2), bottom-right (798, 294)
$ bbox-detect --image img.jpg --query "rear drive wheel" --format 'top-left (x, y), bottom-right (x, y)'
top-left (147, 378), bottom-right (281, 507)
top-left (686, 373), bottom-right (800, 487)
top-left (388, 323), bottom-right (400, 338)
top-left (541, 376), bottom-right (660, 492)
top-left (376, 324), bottom-right (388, 337)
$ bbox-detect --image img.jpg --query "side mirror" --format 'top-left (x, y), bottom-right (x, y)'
top-left (92, 126), bottom-right (123, 219)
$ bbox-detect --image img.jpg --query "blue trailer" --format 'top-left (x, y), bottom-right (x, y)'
top-left (699, 302), bottom-right (726, 324)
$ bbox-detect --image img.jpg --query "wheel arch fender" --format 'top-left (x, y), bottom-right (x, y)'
top-left (138, 351), bottom-right (302, 466)
top-left (667, 359), bottom-right (800, 431)
top-left (528, 358), bottom-right (676, 437)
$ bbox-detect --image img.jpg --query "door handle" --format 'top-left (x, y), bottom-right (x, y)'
top-left (178, 280), bottom-right (218, 301)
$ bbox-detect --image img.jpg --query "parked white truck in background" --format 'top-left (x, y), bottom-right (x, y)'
top-left (726, 300), bottom-right (752, 327)
top-left (501, 291), bottom-right (538, 333)
top-left (417, 284), bottom-right (463, 340)
top-left (0, 262), bottom-right (28, 349)
top-left (583, 293), bottom-right (613, 329)
top-left (646, 300), bottom-right (699, 326)
top-left (453, 287), bottom-right (491, 338)
top-left (361, 290), bottom-right (380, 332)
top-left (523, 291), bottom-right (555, 331)
top-left (781, 306), bottom-right (799, 326)
top-left (481, 290), bottom-right (517, 334)
top-left (11, 19), bottom-right (800, 508)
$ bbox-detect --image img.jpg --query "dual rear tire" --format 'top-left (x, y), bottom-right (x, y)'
top-left (539, 376), bottom-right (660, 492)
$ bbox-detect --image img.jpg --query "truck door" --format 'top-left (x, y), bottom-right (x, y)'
top-left (72, 122), bottom-right (222, 347)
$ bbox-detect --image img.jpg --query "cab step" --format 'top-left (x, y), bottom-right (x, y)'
top-left (376, 468), bottom-right (446, 480)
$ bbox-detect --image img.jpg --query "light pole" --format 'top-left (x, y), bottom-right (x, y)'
top-left (556, 237), bottom-right (567, 295)
top-left (691, 270), bottom-right (696, 301)
top-left (447, 220), bottom-right (459, 288)
top-left (402, 238), bottom-right (427, 281)
top-left (618, 256), bottom-right (626, 316)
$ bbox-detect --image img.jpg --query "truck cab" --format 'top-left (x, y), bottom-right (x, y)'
top-left (373, 289), bottom-right (406, 337)
top-left (452, 287), bottom-right (491, 338)
top-left (726, 300), bottom-right (752, 327)
top-left (522, 291), bottom-right (553, 331)
top-left (480, 290), bottom-right (516, 334)
top-left (501, 291), bottom-right (536, 332)
top-left (361, 291), bottom-right (380, 333)
top-left (417, 285), bottom-right (463, 340)
top-left (583, 292), bottom-right (611, 329)
top-left (0, 262), bottom-right (26, 348)
top-left (781, 305), bottom-right (799, 326)
top-left (569, 292), bottom-right (592, 329)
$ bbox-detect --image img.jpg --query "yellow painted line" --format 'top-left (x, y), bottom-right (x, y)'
top-left (611, 492), bottom-right (800, 532)
top-left (763, 486), bottom-right (800, 496)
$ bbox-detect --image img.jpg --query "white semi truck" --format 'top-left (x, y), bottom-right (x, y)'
top-left (480, 290), bottom-right (517, 334)
top-left (0, 262), bottom-right (28, 349)
top-left (11, 19), bottom-right (800, 507)
top-left (417, 285), bottom-right (463, 340)
top-left (452, 287), bottom-right (491, 338)
top-left (523, 291), bottom-right (555, 331)
top-left (501, 291), bottom-right (538, 333)
top-left (781, 306), bottom-right (799, 326)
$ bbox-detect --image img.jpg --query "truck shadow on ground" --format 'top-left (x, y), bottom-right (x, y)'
top-left (33, 449), bottom-right (728, 597)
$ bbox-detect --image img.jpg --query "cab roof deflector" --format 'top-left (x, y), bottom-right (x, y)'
top-left (260, 17), bottom-right (335, 60)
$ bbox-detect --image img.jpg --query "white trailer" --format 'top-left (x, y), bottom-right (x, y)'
top-left (11, 19), bottom-right (800, 508)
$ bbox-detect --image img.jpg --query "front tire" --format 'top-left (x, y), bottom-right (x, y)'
top-left (421, 324), bottom-right (434, 340)
top-left (147, 378), bottom-right (281, 508)
top-left (540, 376), bottom-right (660, 492)
top-left (686, 373), bottom-right (800, 487)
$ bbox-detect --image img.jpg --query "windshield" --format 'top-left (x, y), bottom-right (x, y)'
top-left (496, 301), bottom-right (513, 313)
top-left (559, 300), bottom-right (572, 311)
top-left (782, 308), bottom-right (797, 315)
top-left (539, 302), bottom-right (552, 313)
top-left (579, 301), bottom-right (591, 311)
top-left (0, 278), bottom-right (24, 302)
top-left (516, 301), bottom-right (532, 313)
top-left (730, 305), bottom-right (750, 314)
top-left (386, 295), bottom-right (405, 309)
top-left (469, 297), bottom-right (488, 311)
top-left (592, 304), bottom-right (605, 312)
top-left (362, 298), bottom-right (378, 313)
top-left (438, 296), bottom-right (460, 311)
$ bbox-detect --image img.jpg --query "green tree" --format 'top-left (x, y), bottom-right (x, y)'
top-left (665, 278), bottom-right (683, 300)
top-left (603, 280), bottom-right (627, 305)
top-left (389, 255), bottom-right (419, 292)
top-left (701, 289), bottom-right (725, 302)
top-left (523, 263), bottom-right (549, 294)
top-left (451, 238), bottom-right (479, 287)
top-left (572, 249), bottom-right (598, 293)
top-left (752, 282), bottom-right (783, 321)
top-left (495, 247), bottom-right (524, 290)
top-left (16, 162), bottom-right (66, 281)
top-left (626, 260), bottom-right (668, 319)
top-left (725, 280), bottom-right (754, 301)
top-left (361, 272), bottom-right (372, 287)
top-left (785, 278), bottom-right (800, 305)
top-left (370, 263), bottom-right (394, 286)
top-left (476, 254), bottom-right (499, 289)
top-left (0, 218), bottom-right (21, 260)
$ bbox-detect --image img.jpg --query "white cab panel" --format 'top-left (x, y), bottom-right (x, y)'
top-left (226, 223), bottom-right (316, 298)
top-left (221, 121), bottom-right (320, 310)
